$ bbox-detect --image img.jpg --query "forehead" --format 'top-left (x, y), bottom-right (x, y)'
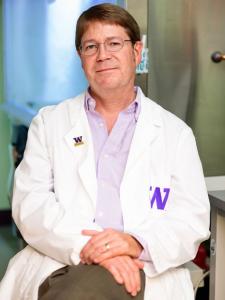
top-left (81, 21), bottom-right (128, 42)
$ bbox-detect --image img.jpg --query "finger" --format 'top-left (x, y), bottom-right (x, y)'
top-left (134, 259), bottom-right (145, 269)
top-left (80, 246), bottom-right (100, 264)
top-left (93, 240), bottom-right (127, 263)
top-left (106, 264), bottom-right (124, 285)
top-left (80, 235), bottom-right (104, 256)
top-left (81, 231), bottom-right (113, 262)
top-left (80, 243), bottom-right (98, 264)
top-left (127, 257), bottom-right (141, 296)
top-left (81, 229), bottom-right (101, 236)
top-left (132, 264), bottom-right (141, 295)
top-left (81, 231), bottom-right (111, 254)
top-left (89, 231), bottom-right (114, 247)
top-left (124, 257), bottom-right (140, 296)
top-left (99, 231), bottom-right (138, 258)
top-left (98, 234), bottom-right (135, 261)
top-left (86, 229), bottom-right (130, 259)
top-left (81, 229), bottom-right (127, 264)
top-left (118, 257), bottom-right (136, 295)
top-left (80, 230), bottom-right (117, 259)
top-left (80, 238), bottom-right (106, 258)
top-left (81, 236), bottom-right (112, 264)
top-left (84, 228), bottom-right (121, 246)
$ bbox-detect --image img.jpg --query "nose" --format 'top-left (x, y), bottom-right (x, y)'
top-left (96, 43), bottom-right (111, 61)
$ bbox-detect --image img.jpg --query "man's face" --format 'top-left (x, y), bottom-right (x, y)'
top-left (78, 22), bottom-right (142, 94)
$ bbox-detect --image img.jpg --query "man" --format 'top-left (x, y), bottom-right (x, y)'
top-left (0, 4), bottom-right (210, 300)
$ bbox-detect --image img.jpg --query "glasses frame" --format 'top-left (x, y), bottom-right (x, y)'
top-left (79, 37), bottom-right (133, 56)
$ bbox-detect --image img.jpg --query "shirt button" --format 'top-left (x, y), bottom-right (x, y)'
top-left (104, 154), bottom-right (109, 159)
top-left (98, 211), bottom-right (103, 217)
top-left (99, 122), bottom-right (104, 127)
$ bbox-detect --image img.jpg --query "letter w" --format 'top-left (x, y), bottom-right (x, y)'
top-left (73, 136), bottom-right (82, 143)
top-left (150, 187), bottom-right (170, 210)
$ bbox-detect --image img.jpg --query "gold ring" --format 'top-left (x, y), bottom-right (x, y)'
top-left (105, 243), bottom-right (110, 251)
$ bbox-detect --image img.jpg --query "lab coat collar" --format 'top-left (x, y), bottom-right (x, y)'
top-left (64, 93), bottom-right (97, 207)
top-left (124, 90), bottom-right (162, 176)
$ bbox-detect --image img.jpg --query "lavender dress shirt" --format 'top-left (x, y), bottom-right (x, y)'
top-left (85, 87), bottom-right (150, 261)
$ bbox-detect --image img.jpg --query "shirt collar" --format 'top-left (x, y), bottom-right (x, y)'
top-left (84, 86), bottom-right (141, 121)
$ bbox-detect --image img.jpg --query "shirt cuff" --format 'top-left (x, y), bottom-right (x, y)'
top-left (131, 234), bottom-right (152, 262)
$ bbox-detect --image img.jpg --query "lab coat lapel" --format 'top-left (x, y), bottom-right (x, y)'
top-left (124, 96), bottom-right (162, 175)
top-left (64, 95), bottom-right (97, 206)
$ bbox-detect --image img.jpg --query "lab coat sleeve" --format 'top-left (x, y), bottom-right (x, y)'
top-left (12, 111), bottom-right (102, 266)
top-left (133, 127), bottom-right (210, 276)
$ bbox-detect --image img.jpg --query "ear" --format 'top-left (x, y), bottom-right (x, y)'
top-left (77, 50), bottom-right (84, 69)
top-left (133, 41), bottom-right (143, 66)
top-left (77, 50), bottom-right (81, 58)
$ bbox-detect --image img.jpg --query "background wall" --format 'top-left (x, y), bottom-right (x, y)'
top-left (126, 0), bottom-right (148, 94)
top-left (147, 0), bottom-right (225, 176)
top-left (0, 0), bottom-right (125, 211)
top-left (0, 0), bottom-right (11, 210)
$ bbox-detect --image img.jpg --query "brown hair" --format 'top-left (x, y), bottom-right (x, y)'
top-left (75, 3), bottom-right (141, 51)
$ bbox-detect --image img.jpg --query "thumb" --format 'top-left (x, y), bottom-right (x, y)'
top-left (134, 259), bottom-right (144, 269)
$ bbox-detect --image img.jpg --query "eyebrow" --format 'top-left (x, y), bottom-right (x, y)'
top-left (81, 36), bottom-right (125, 44)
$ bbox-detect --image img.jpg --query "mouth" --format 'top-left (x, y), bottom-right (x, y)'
top-left (96, 67), bottom-right (118, 73)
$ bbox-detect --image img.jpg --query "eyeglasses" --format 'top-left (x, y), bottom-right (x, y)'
top-left (79, 37), bottom-right (133, 56)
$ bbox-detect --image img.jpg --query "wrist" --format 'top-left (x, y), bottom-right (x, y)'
top-left (130, 235), bottom-right (143, 258)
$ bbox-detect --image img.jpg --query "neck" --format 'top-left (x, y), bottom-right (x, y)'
top-left (88, 86), bottom-right (137, 133)
top-left (89, 86), bottom-right (136, 114)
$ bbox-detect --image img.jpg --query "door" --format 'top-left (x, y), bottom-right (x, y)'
top-left (147, 0), bottom-right (225, 176)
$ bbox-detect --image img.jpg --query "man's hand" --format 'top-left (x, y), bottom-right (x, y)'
top-left (80, 228), bottom-right (143, 264)
top-left (99, 255), bottom-right (144, 297)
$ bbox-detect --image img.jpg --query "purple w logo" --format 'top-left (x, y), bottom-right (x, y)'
top-left (150, 186), bottom-right (170, 210)
top-left (73, 136), bottom-right (84, 146)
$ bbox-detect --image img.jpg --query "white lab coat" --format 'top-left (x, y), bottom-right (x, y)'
top-left (0, 91), bottom-right (210, 300)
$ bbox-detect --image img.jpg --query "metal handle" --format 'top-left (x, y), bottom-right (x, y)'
top-left (211, 51), bottom-right (225, 63)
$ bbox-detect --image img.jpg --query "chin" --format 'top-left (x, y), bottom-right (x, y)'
top-left (100, 83), bottom-right (121, 91)
top-left (97, 78), bottom-right (122, 89)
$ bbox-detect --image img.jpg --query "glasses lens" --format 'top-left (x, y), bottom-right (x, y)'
top-left (81, 42), bottom-right (97, 55)
top-left (105, 38), bottom-right (123, 52)
top-left (80, 37), bottom-right (128, 56)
